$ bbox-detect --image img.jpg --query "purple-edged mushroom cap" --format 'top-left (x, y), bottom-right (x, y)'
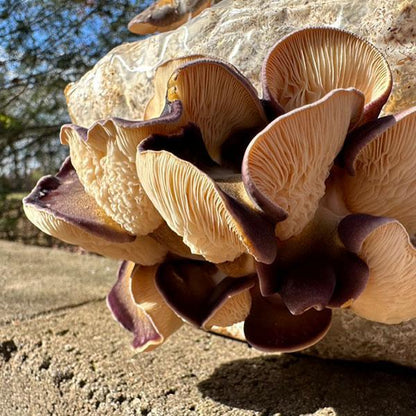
top-left (243, 88), bottom-right (364, 240)
top-left (244, 286), bottom-right (332, 352)
top-left (60, 105), bottom-right (184, 238)
top-left (154, 259), bottom-right (255, 329)
top-left (128, 0), bottom-right (213, 35)
top-left (262, 27), bottom-right (392, 123)
top-left (339, 215), bottom-right (416, 324)
top-left (23, 158), bottom-right (167, 265)
top-left (144, 55), bottom-right (206, 121)
top-left (137, 59), bottom-right (277, 264)
top-left (341, 108), bottom-right (416, 235)
top-left (107, 261), bottom-right (183, 351)
top-left (335, 108), bottom-right (416, 323)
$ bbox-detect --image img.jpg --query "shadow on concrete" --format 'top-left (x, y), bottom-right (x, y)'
top-left (198, 354), bottom-right (416, 416)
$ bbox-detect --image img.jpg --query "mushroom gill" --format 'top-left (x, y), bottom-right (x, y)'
top-left (166, 59), bottom-right (268, 164)
top-left (339, 215), bottom-right (416, 324)
top-left (341, 108), bottom-right (416, 237)
top-left (60, 105), bottom-right (183, 237)
top-left (23, 158), bottom-right (167, 265)
top-left (262, 27), bottom-right (392, 123)
top-left (137, 128), bottom-right (276, 264)
top-left (243, 88), bottom-right (364, 240)
top-left (144, 55), bottom-right (205, 120)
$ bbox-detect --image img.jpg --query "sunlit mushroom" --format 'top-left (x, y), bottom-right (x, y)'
top-left (107, 261), bottom-right (183, 351)
top-left (262, 27), bottom-right (392, 123)
top-left (23, 158), bottom-right (167, 265)
top-left (137, 59), bottom-right (277, 264)
top-left (128, 0), bottom-right (214, 35)
top-left (23, 26), bottom-right (416, 354)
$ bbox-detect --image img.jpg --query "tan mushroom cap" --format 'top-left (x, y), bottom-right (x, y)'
top-left (107, 262), bottom-right (183, 352)
top-left (342, 108), bottom-right (416, 236)
top-left (166, 59), bottom-right (268, 163)
top-left (243, 88), bottom-right (364, 240)
top-left (129, 264), bottom-right (183, 351)
top-left (24, 205), bottom-right (167, 265)
top-left (262, 27), bottom-right (392, 123)
top-left (128, 0), bottom-right (213, 35)
top-left (23, 163), bottom-right (167, 265)
top-left (137, 149), bottom-right (271, 263)
top-left (60, 114), bottom-right (183, 237)
top-left (144, 55), bottom-right (205, 120)
top-left (351, 220), bottom-right (416, 324)
top-left (203, 288), bottom-right (252, 330)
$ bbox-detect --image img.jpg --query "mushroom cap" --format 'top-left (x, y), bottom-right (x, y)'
top-left (60, 103), bottom-right (183, 236)
top-left (341, 107), bottom-right (416, 237)
top-left (243, 88), bottom-right (364, 240)
top-left (154, 259), bottom-right (254, 329)
top-left (23, 158), bottom-right (167, 265)
top-left (144, 55), bottom-right (205, 120)
top-left (137, 126), bottom-right (276, 264)
top-left (244, 286), bottom-right (332, 352)
top-left (165, 58), bottom-right (268, 164)
top-left (107, 262), bottom-right (183, 351)
top-left (339, 214), bottom-right (416, 324)
top-left (128, 0), bottom-right (213, 35)
top-left (262, 27), bottom-right (392, 123)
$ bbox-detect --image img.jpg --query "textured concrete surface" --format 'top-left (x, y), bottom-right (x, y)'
top-left (0, 240), bottom-right (118, 324)
top-left (1, 241), bottom-right (416, 415)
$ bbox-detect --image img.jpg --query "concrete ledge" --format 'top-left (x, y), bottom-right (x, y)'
top-left (1, 241), bottom-right (416, 415)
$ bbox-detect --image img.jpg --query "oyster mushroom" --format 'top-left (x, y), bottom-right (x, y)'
top-left (128, 0), bottom-right (214, 35)
top-left (262, 27), bottom-right (392, 123)
top-left (339, 215), bottom-right (416, 324)
top-left (60, 103), bottom-right (184, 238)
top-left (23, 158), bottom-right (167, 265)
top-left (341, 108), bottom-right (416, 233)
top-left (144, 55), bottom-right (205, 120)
top-left (242, 88), bottom-right (371, 315)
top-left (137, 59), bottom-right (277, 264)
top-left (155, 259), bottom-right (254, 329)
top-left (243, 88), bottom-right (364, 239)
top-left (244, 286), bottom-right (332, 352)
top-left (23, 25), bottom-right (416, 355)
top-left (107, 261), bottom-right (183, 351)
top-left (336, 107), bottom-right (416, 323)
top-left (137, 125), bottom-right (276, 264)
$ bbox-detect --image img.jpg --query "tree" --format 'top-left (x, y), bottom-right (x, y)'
top-left (0, 0), bottom-right (151, 191)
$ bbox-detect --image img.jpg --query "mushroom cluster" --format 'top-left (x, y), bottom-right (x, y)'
top-left (24, 27), bottom-right (416, 353)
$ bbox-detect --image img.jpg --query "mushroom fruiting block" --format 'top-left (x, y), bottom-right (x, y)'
top-left (24, 27), bottom-right (416, 354)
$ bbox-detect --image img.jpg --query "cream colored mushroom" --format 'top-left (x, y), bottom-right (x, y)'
top-left (262, 27), bottom-right (392, 123)
top-left (108, 262), bottom-right (183, 351)
top-left (60, 108), bottom-right (183, 237)
top-left (165, 58), bottom-right (268, 163)
top-left (243, 88), bottom-right (364, 240)
top-left (144, 55), bottom-right (205, 120)
top-left (339, 215), bottom-right (416, 324)
top-left (23, 158), bottom-right (167, 265)
top-left (137, 137), bottom-right (276, 263)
